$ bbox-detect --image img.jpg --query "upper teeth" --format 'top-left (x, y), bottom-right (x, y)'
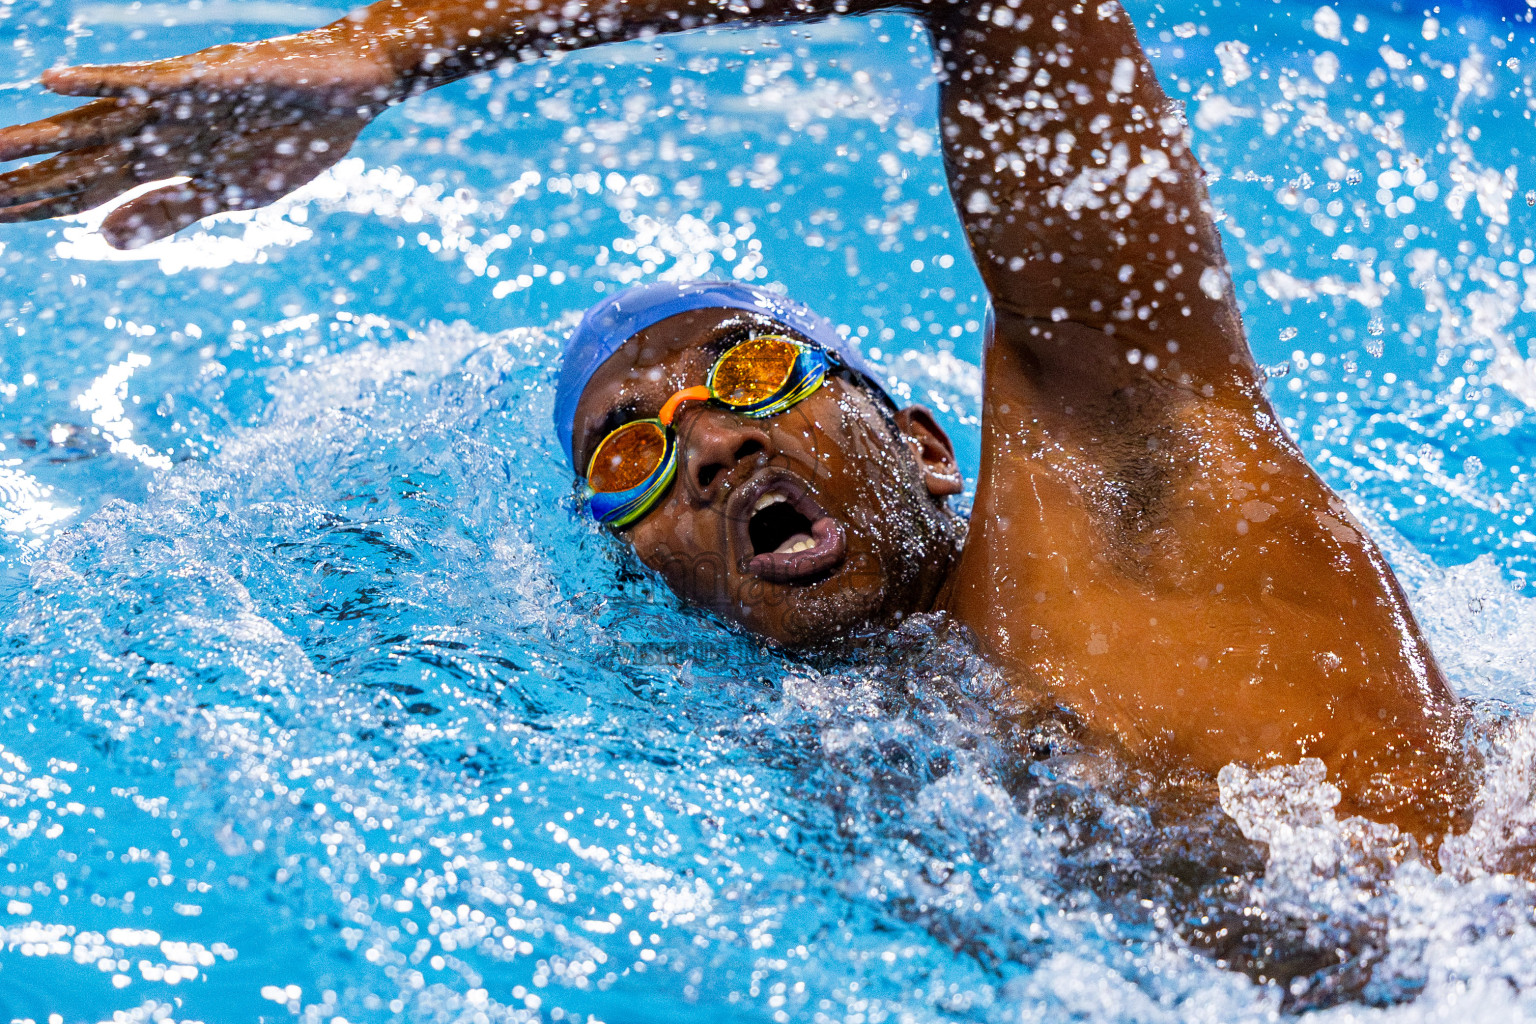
top-left (754, 493), bottom-right (789, 512)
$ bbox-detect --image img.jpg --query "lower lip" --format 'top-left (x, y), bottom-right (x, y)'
top-left (746, 516), bottom-right (848, 583)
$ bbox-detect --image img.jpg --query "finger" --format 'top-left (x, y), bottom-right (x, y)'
top-left (44, 48), bottom-right (394, 104)
top-left (0, 127), bottom-right (202, 211)
top-left (0, 146), bottom-right (122, 209)
top-left (95, 127), bottom-right (333, 249)
top-left (96, 121), bottom-right (362, 249)
top-left (0, 194), bottom-right (84, 222)
top-left (41, 53), bottom-right (229, 99)
top-left (99, 179), bottom-right (230, 249)
top-left (0, 176), bottom-right (134, 223)
top-left (0, 99), bottom-right (156, 162)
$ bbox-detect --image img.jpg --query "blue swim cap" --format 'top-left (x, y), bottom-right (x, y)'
top-left (554, 280), bottom-right (882, 468)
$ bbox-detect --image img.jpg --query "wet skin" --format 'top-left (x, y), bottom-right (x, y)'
top-left (920, 0), bottom-right (1469, 840)
top-left (574, 304), bottom-right (1469, 842)
top-left (951, 318), bottom-right (1468, 841)
top-left (570, 307), bottom-right (965, 648)
top-left (0, 0), bottom-right (1473, 844)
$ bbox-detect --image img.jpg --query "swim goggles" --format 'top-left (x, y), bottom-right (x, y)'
top-left (583, 334), bottom-right (832, 528)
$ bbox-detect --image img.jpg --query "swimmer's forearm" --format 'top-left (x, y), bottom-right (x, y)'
top-left (931, 2), bottom-right (1248, 379)
top-left (321, 0), bottom-right (915, 93)
top-left (0, 0), bottom-right (1183, 249)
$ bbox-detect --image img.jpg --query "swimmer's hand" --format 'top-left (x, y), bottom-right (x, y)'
top-left (0, 33), bottom-right (399, 249)
top-left (0, 0), bottom-right (946, 249)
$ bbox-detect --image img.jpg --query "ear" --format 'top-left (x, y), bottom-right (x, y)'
top-left (892, 406), bottom-right (964, 497)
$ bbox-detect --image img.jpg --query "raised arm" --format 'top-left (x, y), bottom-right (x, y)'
top-left (929, 2), bottom-right (1246, 381)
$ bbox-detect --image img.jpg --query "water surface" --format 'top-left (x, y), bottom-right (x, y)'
top-left (2, 0), bottom-right (1536, 1021)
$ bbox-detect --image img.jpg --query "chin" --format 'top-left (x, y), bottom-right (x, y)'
top-left (732, 562), bottom-right (895, 649)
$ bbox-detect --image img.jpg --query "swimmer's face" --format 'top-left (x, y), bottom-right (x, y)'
top-left (571, 308), bottom-right (965, 648)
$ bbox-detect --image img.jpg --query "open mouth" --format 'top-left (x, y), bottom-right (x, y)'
top-left (750, 494), bottom-right (817, 556)
top-left (737, 475), bottom-right (847, 583)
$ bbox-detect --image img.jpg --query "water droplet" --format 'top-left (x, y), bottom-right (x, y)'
top-left (1527, 190), bottom-right (1536, 207)
top-left (1279, 326), bottom-right (1298, 341)
top-left (1215, 40), bottom-right (1252, 87)
top-left (1312, 6), bottom-right (1342, 42)
top-left (1367, 315), bottom-right (1385, 336)
top-left (1199, 266), bottom-right (1228, 300)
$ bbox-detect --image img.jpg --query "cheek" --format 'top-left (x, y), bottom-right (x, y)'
top-left (829, 426), bottom-right (938, 549)
top-left (627, 506), bottom-right (733, 584)
top-left (628, 517), bottom-right (683, 569)
top-left (810, 418), bottom-right (906, 501)
top-left (768, 404), bottom-right (867, 483)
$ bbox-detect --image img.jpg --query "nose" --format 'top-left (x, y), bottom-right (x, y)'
top-left (675, 408), bottom-right (770, 504)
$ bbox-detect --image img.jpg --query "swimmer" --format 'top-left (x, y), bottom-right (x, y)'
top-left (0, 0), bottom-right (1470, 847)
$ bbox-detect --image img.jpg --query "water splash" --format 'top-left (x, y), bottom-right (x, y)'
top-left (1, 1), bottom-right (1536, 1021)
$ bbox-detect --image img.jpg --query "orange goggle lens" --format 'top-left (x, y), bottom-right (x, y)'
top-left (587, 419), bottom-right (668, 494)
top-left (709, 336), bottom-right (799, 408)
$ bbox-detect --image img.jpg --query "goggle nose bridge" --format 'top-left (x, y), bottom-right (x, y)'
top-left (657, 385), bottom-right (714, 427)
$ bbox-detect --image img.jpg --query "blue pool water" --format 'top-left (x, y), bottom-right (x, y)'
top-left (2, 0), bottom-right (1536, 1020)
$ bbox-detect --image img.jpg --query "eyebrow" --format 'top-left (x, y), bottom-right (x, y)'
top-left (698, 316), bottom-right (802, 358)
top-left (698, 324), bottom-right (749, 360)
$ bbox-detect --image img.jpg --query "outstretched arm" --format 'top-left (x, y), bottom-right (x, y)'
top-left (0, 0), bottom-right (899, 247)
top-left (0, 0), bottom-right (1241, 377)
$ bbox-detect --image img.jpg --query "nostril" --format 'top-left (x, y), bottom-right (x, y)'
top-left (691, 435), bottom-right (766, 494)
